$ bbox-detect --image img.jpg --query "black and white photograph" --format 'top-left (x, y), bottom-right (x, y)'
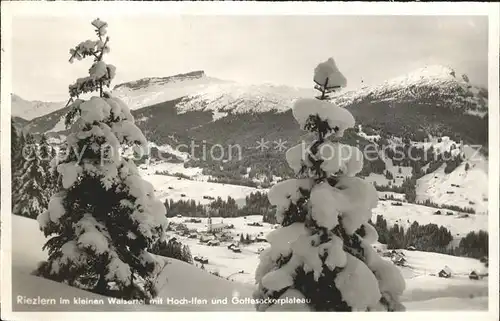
top-left (1, 1), bottom-right (499, 318)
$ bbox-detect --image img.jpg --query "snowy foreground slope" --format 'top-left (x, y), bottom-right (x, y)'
top-left (11, 214), bottom-right (488, 311)
top-left (11, 215), bottom-right (253, 312)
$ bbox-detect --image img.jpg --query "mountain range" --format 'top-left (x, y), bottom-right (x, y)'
top-left (12, 64), bottom-right (488, 145)
top-left (10, 64), bottom-right (490, 214)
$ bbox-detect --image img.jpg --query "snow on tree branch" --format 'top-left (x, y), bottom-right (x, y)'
top-left (67, 19), bottom-right (114, 99)
top-left (314, 57), bottom-right (347, 90)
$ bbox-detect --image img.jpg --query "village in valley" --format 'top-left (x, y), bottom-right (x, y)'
top-left (164, 208), bottom-right (489, 287)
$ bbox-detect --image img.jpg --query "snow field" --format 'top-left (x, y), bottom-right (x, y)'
top-left (373, 200), bottom-right (488, 240)
top-left (10, 213), bottom-right (489, 311)
top-left (143, 173), bottom-right (266, 207)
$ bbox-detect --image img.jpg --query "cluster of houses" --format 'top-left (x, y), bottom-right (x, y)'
top-left (435, 265), bottom-right (487, 280)
top-left (170, 216), bottom-right (268, 256)
top-left (247, 222), bottom-right (264, 227)
top-left (433, 210), bottom-right (455, 216)
top-left (382, 248), bottom-right (486, 281)
top-left (382, 250), bottom-right (407, 266)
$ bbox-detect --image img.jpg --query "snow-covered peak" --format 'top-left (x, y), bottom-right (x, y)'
top-left (13, 64), bottom-right (488, 123)
top-left (111, 71), bottom-right (233, 110)
top-left (113, 70), bottom-right (208, 91)
top-left (11, 94), bottom-right (66, 121)
top-left (111, 70), bottom-right (316, 114)
top-left (113, 64), bottom-right (486, 117)
top-left (387, 65), bottom-right (458, 85)
top-left (332, 65), bottom-right (488, 117)
top-left (176, 82), bottom-right (316, 114)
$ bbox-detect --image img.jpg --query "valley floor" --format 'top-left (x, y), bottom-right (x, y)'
top-left (6, 214), bottom-right (489, 312)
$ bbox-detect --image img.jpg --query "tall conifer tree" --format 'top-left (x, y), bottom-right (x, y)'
top-left (253, 58), bottom-right (406, 312)
top-left (37, 19), bottom-right (168, 300)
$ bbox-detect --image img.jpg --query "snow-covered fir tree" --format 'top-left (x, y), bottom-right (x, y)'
top-left (38, 134), bottom-right (58, 194)
top-left (11, 123), bottom-right (26, 210)
top-left (253, 58), bottom-right (406, 312)
top-left (36, 18), bottom-right (168, 300)
top-left (14, 133), bottom-right (49, 219)
top-left (11, 122), bottom-right (20, 202)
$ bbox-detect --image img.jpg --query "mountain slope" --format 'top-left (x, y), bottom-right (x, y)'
top-left (112, 70), bottom-right (235, 110)
top-left (330, 65), bottom-right (488, 146)
top-left (15, 65), bottom-right (488, 145)
top-left (416, 145), bottom-right (489, 214)
top-left (11, 94), bottom-right (65, 121)
top-left (12, 66), bottom-right (489, 212)
top-left (334, 65), bottom-right (487, 116)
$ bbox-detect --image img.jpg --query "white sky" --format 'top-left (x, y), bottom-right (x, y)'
top-left (12, 15), bottom-right (488, 101)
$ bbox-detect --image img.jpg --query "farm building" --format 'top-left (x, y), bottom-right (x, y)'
top-left (254, 236), bottom-right (267, 243)
top-left (392, 255), bottom-right (406, 266)
top-left (207, 240), bottom-right (220, 246)
top-left (469, 271), bottom-right (480, 280)
top-left (227, 243), bottom-right (242, 253)
top-left (194, 256), bottom-right (209, 264)
top-left (438, 266), bottom-right (452, 278)
top-left (199, 235), bottom-right (212, 243)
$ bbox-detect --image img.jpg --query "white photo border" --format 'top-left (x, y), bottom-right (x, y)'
top-left (1, 1), bottom-right (498, 321)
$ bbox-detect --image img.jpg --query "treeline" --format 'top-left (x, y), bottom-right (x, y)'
top-left (416, 199), bottom-right (475, 214)
top-left (186, 151), bottom-right (293, 189)
top-left (454, 230), bottom-right (488, 259)
top-left (372, 215), bottom-right (453, 252)
top-left (373, 177), bottom-right (417, 203)
top-left (149, 237), bottom-right (193, 264)
top-left (371, 215), bottom-right (488, 258)
top-left (164, 191), bottom-right (273, 219)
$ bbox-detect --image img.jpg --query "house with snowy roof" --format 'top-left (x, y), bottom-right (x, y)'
top-left (391, 255), bottom-right (406, 266)
top-left (469, 271), bottom-right (479, 280)
top-left (438, 266), bottom-right (452, 278)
